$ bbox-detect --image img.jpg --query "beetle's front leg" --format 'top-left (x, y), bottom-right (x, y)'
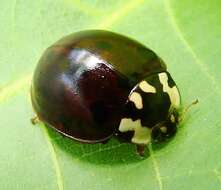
top-left (136, 144), bottom-right (146, 156)
top-left (31, 115), bottom-right (40, 125)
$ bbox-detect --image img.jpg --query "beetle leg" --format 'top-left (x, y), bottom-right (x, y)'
top-left (101, 139), bottom-right (110, 144)
top-left (136, 144), bottom-right (146, 156)
top-left (31, 115), bottom-right (40, 125)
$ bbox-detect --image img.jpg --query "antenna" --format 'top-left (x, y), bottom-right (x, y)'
top-left (179, 99), bottom-right (199, 122)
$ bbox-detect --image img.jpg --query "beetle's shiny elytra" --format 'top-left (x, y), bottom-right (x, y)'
top-left (31, 30), bottom-right (181, 155)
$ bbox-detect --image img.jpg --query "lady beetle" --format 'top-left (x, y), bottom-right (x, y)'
top-left (31, 30), bottom-right (181, 156)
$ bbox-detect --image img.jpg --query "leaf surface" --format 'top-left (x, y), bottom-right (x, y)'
top-left (1, 0), bottom-right (221, 189)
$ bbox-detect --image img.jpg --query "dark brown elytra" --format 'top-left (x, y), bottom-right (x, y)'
top-left (31, 30), bottom-right (167, 144)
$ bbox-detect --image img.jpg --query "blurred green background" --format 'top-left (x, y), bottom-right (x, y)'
top-left (1, 0), bottom-right (221, 189)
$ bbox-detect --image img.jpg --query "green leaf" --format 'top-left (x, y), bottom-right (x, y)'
top-left (1, 0), bottom-right (221, 189)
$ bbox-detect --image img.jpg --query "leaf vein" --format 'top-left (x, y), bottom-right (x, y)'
top-left (148, 143), bottom-right (163, 190)
top-left (98, 0), bottom-right (145, 29)
top-left (12, 0), bottom-right (18, 25)
top-left (0, 74), bottom-right (32, 103)
top-left (67, 0), bottom-right (101, 16)
top-left (0, 0), bottom-right (145, 104)
top-left (164, 0), bottom-right (221, 94)
top-left (41, 125), bottom-right (64, 190)
top-left (80, 143), bottom-right (127, 159)
top-left (161, 169), bottom-right (214, 180)
top-left (214, 169), bottom-right (221, 183)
